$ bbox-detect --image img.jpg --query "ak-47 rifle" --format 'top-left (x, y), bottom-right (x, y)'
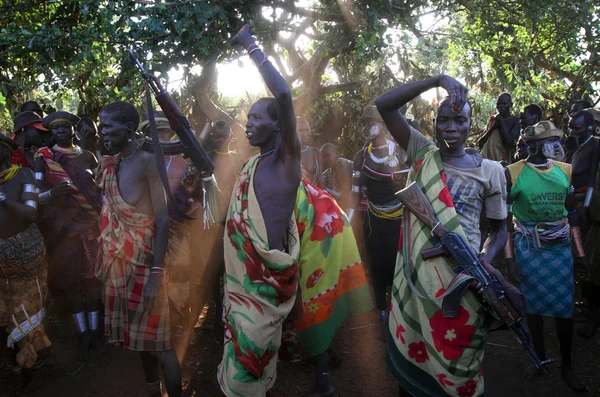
top-left (396, 182), bottom-right (553, 373)
top-left (128, 49), bottom-right (215, 176)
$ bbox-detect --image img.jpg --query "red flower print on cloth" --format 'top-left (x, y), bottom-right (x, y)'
top-left (436, 373), bottom-right (455, 388)
top-left (414, 158), bottom-right (424, 174)
top-left (305, 182), bottom-right (345, 242)
top-left (456, 380), bottom-right (477, 397)
top-left (430, 306), bottom-right (475, 361)
top-left (438, 171), bottom-right (454, 207)
top-left (297, 222), bottom-right (306, 238)
top-left (395, 324), bottom-right (406, 344)
top-left (306, 269), bottom-right (325, 289)
top-left (408, 341), bottom-right (429, 363)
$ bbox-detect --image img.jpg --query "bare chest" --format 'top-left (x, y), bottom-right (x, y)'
top-left (116, 161), bottom-right (152, 215)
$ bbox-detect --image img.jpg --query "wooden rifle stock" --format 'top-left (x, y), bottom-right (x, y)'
top-left (395, 182), bottom-right (448, 239)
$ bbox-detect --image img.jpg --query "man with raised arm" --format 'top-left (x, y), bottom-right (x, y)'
top-left (219, 24), bottom-right (371, 397)
top-left (375, 75), bottom-right (514, 397)
top-left (97, 102), bottom-right (181, 397)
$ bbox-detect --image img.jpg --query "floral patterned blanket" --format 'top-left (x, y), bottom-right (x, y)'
top-left (387, 144), bottom-right (489, 397)
top-left (218, 155), bottom-right (301, 397)
top-left (218, 155), bottom-right (372, 397)
top-left (291, 179), bottom-right (372, 357)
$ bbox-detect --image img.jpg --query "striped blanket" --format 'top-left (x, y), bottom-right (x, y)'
top-left (387, 145), bottom-right (488, 397)
top-left (96, 155), bottom-right (171, 352)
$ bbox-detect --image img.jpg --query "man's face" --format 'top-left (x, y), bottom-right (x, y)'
top-left (361, 119), bottom-right (385, 141)
top-left (99, 111), bottom-right (132, 152)
top-left (297, 120), bottom-right (311, 146)
top-left (568, 115), bottom-right (589, 139)
top-left (245, 101), bottom-right (278, 148)
top-left (519, 111), bottom-right (538, 130)
top-left (496, 95), bottom-right (512, 117)
top-left (23, 125), bottom-right (46, 148)
top-left (51, 121), bottom-right (75, 146)
top-left (157, 128), bottom-right (174, 141)
top-left (435, 100), bottom-right (471, 151)
top-left (212, 127), bottom-right (232, 151)
top-left (321, 147), bottom-right (338, 170)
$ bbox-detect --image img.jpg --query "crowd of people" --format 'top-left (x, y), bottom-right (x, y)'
top-left (1, 23), bottom-right (600, 397)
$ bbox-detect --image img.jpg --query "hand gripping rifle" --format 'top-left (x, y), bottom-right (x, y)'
top-left (129, 49), bottom-right (218, 225)
top-left (128, 49), bottom-right (215, 176)
top-left (396, 182), bottom-right (553, 373)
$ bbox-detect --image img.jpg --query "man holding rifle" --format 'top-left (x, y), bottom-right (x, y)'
top-left (375, 75), bottom-right (520, 396)
top-left (97, 101), bottom-right (182, 397)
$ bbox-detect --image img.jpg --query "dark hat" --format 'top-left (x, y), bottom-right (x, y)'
top-left (360, 105), bottom-right (384, 122)
top-left (0, 132), bottom-right (19, 151)
top-left (13, 111), bottom-right (49, 133)
top-left (139, 111), bottom-right (171, 134)
top-left (42, 111), bottom-right (80, 129)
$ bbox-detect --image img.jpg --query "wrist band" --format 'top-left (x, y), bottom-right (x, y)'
top-left (35, 172), bottom-right (44, 181)
top-left (258, 59), bottom-right (271, 68)
top-left (246, 44), bottom-right (258, 52)
top-left (584, 187), bottom-right (594, 208)
top-left (248, 47), bottom-right (260, 55)
top-left (150, 267), bottom-right (164, 272)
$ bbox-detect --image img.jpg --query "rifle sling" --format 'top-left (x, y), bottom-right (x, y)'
top-left (145, 84), bottom-right (197, 221)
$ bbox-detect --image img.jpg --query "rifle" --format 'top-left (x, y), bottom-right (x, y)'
top-left (128, 49), bottom-right (215, 176)
top-left (395, 182), bottom-right (553, 373)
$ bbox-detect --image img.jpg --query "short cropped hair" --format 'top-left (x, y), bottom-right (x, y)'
top-left (100, 101), bottom-right (140, 131)
top-left (573, 100), bottom-right (593, 109)
top-left (255, 98), bottom-right (279, 122)
top-left (524, 104), bottom-right (543, 120)
top-left (573, 110), bottom-right (595, 128)
top-left (436, 97), bottom-right (473, 118)
top-left (321, 142), bottom-right (337, 152)
top-left (211, 120), bottom-right (231, 133)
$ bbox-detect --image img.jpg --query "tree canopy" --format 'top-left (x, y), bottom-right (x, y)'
top-left (1, 0), bottom-right (598, 155)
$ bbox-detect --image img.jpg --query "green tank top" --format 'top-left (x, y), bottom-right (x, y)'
top-left (507, 160), bottom-right (571, 223)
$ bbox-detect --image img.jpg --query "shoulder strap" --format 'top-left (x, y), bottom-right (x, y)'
top-left (145, 84), bottom-right (197, 221)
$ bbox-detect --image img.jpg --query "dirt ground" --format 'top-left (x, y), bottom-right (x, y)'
top-left (2, 278), bottom-right (600, 397)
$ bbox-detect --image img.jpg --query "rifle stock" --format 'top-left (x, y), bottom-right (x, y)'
top-left (395, 182), bottom-right (448, 238)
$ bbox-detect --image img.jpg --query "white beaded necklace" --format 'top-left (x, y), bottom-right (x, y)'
top-left (368, 139), bottom-right (399, 167)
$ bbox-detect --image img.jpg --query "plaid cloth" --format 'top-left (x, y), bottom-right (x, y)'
top-left (514, 232), bottom-right (574, 318)
top-left (97, 155), bottom-right (171, 352)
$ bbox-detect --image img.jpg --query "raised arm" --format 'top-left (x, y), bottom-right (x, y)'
top-left (346, 150), bottom-right (365, 224)
top-left (232, 23), bottom-right (300, 161)
top-left (375, 75), bottom-right (468, 151)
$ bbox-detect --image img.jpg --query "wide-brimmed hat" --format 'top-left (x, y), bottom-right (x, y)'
top-left (139, 111), bottom-right (171, 134)
top-left (0, 132), bottom-right (19, 150)
top-left (42, 111), bottom-right (80, 129)
top-left (359, 105), bottom-right (384, 123)
top-left (13, 111), bottom-right (49, 133)
top-left (522, 120), bottom-right (564, 141)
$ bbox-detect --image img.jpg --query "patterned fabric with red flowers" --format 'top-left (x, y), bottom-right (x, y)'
top-left (387, 139), bottom-right (488, 397)
top-left (218, 155), bottom-right (302, 397)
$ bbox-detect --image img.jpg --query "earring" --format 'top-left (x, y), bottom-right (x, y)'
top-left (128, 138), bottom-right (132, 142)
